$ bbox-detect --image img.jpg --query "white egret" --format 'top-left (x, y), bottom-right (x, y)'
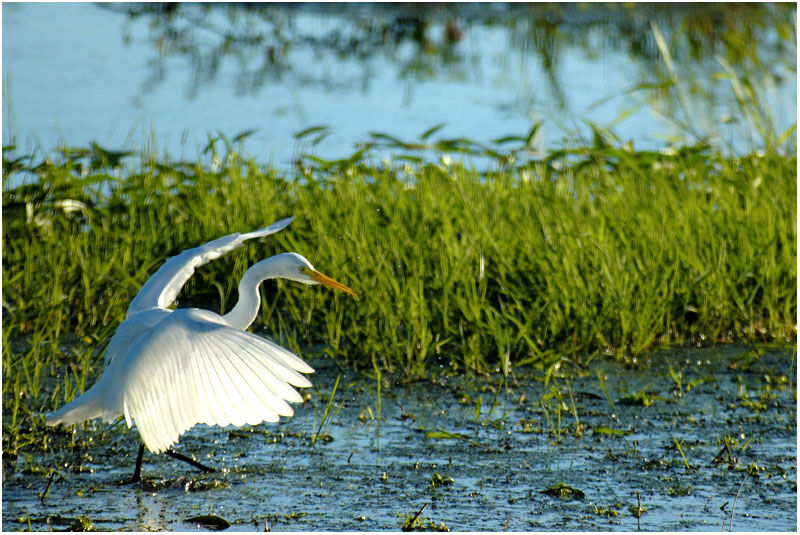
top-left (46, 217), bottom-right (355, 480)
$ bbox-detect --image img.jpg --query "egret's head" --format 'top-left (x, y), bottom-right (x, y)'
top-left (279, 252), bottom-right (356, 296)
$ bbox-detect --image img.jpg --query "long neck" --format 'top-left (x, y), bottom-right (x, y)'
top-left (223, 256), bottom-right (282, 329)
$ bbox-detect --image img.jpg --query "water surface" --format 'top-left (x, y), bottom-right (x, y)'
top-left (3, 345), bottom-right (795, 531)
top-left (3, 3), bottom-right (796, 168)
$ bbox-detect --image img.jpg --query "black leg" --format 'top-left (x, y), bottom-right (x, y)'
top-left (130, 444), bottom-right (145, 483)
top-left (164, 449), bottom-right (215, 473)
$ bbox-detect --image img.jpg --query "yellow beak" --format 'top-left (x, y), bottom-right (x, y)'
top-left (309, 269), bottom-right (356, 296)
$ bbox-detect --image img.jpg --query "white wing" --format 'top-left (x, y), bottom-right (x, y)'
top-left (118, 308), bottom-right (314, 453)
top-left (104, 308), bottom-right (170, 367)
top-left (127, 217), bottom-right (294, 315)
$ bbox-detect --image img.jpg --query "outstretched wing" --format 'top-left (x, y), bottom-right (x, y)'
top-left (127, 217), bottom-right (294, 315)
top-left (119, 308), bottom-right (314, 453)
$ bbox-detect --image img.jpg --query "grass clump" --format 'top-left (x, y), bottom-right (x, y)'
top-left (2, 135), bottom-right (796, 456)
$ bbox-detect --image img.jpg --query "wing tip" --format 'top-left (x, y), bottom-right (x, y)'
top-left (44, 415), bottom-right (60, 427)
top-left (245, 216), bottom-right (294, 240)
top-left (267, 216), bottom-right (294, 233)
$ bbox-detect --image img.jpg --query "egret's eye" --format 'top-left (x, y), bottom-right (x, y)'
top-left (298, 266), bottom-right (309, 274)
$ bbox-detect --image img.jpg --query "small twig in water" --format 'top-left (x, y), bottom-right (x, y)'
top-left (628, 490), bottom-right (646, 530)
top-left (729, 473), bottom-right (748, 531)
top-left (636, 491), bottom-right (642, 530)
top-left (403, 503), bottom-right (428, 531)
top-left (39, 469), bottom-right (56, 504)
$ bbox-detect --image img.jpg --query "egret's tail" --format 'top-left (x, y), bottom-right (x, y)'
top-left (46, 388), bottom-right (106, 426)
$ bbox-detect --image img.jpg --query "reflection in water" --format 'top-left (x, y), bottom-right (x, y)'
top-left (109, 3), bottom-right (794, 95)
top-left (107, 2), bottom-right (796, 149)
top-left (2, 3), bottom-right (795, 167)
top-left (135, 491), bottom-right (168, 532)
top-left (97, 4), bottom-right (796, 155)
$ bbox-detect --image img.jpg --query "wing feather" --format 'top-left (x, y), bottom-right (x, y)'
top-left (127, 217), bottom-right (293, 315)
top-left (191, 339), bottom-right (222, 426)
top-left (172, 337), bottom-right (195, 434)
top-left (201, 339), bottom-right (242, 427)
top-left (259, 338), bottom-right (315, 376)
top-left (119, 308), bottom-right (312, 453)
top-left (207, 333), bottom-right (264, 425)
top-left (221, 331), bottom-right (310, 398)
top-left (226, 348), bottom-right (294, 417)
top-left (189, 340), bottom-right (217, 426)
top-left (211, 347), bottom-right (259, 427)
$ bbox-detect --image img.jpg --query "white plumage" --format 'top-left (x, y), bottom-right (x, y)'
top-left (46, 217), bottom-right (354, 453)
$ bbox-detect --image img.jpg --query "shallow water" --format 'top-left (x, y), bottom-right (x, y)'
top-left (2, 344), bottom-right (795, 531)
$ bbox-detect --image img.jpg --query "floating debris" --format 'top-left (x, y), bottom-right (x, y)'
top-left (540, 482), bottom-right (586, 500)
top-left (430, 472), bottom-right (454, 488)
top-left (185, 514), bottom-right (231, 530)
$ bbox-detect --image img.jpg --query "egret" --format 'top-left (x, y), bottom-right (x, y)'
top-left (46, 217), bottom-right (355, 481)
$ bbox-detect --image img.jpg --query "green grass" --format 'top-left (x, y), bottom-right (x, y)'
top-left (2, 134), bottom-right (796, 457)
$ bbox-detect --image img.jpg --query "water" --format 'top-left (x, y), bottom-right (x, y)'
top-left (3, 345), bottom-right (795, 531)
top-left (2, 3), bottom-right (796, 170)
